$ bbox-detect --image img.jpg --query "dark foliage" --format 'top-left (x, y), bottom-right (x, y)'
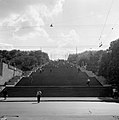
top-left (0, 50), bottom-right (49, 71)
top-left (68, 38), bottom-right (119, 86)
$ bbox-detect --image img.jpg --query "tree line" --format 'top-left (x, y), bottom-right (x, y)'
top-left (0, 50), bottom-right (49, 71)
top-left (68, 38), bottom-right (119, 86)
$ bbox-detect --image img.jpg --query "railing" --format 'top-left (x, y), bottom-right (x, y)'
top-left (5, 86), bottom-right (112, 97)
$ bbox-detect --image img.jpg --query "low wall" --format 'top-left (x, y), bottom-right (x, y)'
top-left (0, 63), bottom-right (22, 85)
top-left (80, 67), bottom-right (106, 85)
top-left (3, 86), bottom-right (112, 97)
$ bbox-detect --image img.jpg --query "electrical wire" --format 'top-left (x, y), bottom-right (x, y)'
top-left (105, 17), bottom-right (119, 41)
top-left (98, 0), bottom-right (114, 47)
top-left (0, 24), bottom-right (114, 32)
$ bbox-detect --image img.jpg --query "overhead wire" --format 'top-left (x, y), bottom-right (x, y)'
top-left (105, 17), bottom-right (119, 41)
top-left (98, 0), bottom-right (114, 47)
top-left (0, 13), bottom-right (106, 31)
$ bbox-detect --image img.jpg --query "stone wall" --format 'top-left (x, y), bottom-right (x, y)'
top-left (0, 62), bottom-right (22, 85)
top-left (4, 86), bottom-right (112, 97)
top-left (80, 67), bottom-right (106, 85)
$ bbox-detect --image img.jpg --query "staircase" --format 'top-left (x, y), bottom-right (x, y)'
top-left (0, 62), bottom-right (112, 97)
top-left (80, 67), bottom-right (106, 86)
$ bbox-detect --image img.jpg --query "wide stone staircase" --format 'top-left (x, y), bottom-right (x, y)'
top-left (0, 61), bottom-right (112, 97)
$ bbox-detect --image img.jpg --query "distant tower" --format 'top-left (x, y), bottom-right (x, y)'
top-left (76, 47), bottom-right (77, 54)
top-left (76, 46), bottom-right (78, 64)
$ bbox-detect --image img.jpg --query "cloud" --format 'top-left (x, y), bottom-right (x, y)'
top-left (29, 0), bottom-right (65, 19)
top-left (0, 0), bottom-right (65, 41)
top-left (14, 29), bottom-right (49, 41)
top-left (0, 0), bottom-right (49, 18)
top-left (0, 0), bottom-right (67, 59)
top-left (57, 29), bottom-right (80, 48)
top-left (46, 29), bottom-right (98, 59)
top-left (0, 0), bottom-right (65, 19)
top-left (0, 43), bottom-right (13, 50)
top-left (51, 0), bottom-right (65, 16)
top-left (97, 14), bottom-right (103, 18)
top-left (43, 29), bottom-right (80, 59)
top-left (0, 5), bottom-right (45, 34)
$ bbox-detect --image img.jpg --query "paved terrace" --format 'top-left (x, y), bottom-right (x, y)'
top-left (0, 97), bottom-right (119, 120)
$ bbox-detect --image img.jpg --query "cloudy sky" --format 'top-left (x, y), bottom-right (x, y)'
top-left (0, 0), bottom-right (119, 59)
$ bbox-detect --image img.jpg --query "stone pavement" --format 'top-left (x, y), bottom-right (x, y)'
top-left (0, 97), bottom-right (119, 120)
top-left (0, 115), bottom-right (119, 120)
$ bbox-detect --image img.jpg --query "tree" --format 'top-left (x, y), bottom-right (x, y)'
top-left (68, 50), bottom-right (104, 74)
top-left (98, 38), bottom-right (119, 85)
top-left (11, 55), bottom-right (37, 71)
top-left (0, 49), bottom-right (49, 71)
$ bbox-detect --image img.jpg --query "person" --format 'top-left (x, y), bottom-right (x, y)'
top-left (77, 67), bottom-right (80, 72)
top-left (30, 76), bottom-right (33, 84)
top-left (87, 79), bottom-right (90, 86)
top-left (112, 87), bottom-right (118, 99)
top-left (39, 68), bottom-right (42, 73)
top-left (3, 89), bottom-right (8, 100)
top-left (36, 90), bottom-right (42, 103)
top-left (50, 68), bottom-right (52, 72)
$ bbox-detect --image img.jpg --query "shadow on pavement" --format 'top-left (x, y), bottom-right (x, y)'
top-left (98, 97), bottom-right (119, 103)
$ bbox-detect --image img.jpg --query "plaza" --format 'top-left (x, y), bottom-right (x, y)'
top-left (0, 97), bottom-right (119, 120)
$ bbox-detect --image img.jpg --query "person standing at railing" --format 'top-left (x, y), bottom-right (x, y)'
top-left (2, 89), bottom-right (8, 100)
top-left (112, 87), bottom-right (118, 99)
top-left (36, 90), bottom-right (42, 103)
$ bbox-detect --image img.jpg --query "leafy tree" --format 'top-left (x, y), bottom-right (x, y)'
top-left (98, 52), bottom-right (110, 79)
top-left (0, 49), bottom-right (49, 71)
top-left (68, 50), bottom-right (104, 74)
top-left (98, 38), bottom-right (119, 85)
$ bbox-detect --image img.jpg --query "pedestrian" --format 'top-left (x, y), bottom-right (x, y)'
top-left (3, 89), bottom-right (8, 100)
top-left (77, 67), bottom-right (80, 72)
top-left (30, 76), bottom-right (33, 84)
top-left (36, 90), bottom-right (42, 103)
top-left (87, 79), bottom-right (90, 86)
top-left (50, 69), bottom-right (52, 72)
top-left (112, 87), bottom-right (118, 99)
top-left (39, 68), bottom-right (42, 73)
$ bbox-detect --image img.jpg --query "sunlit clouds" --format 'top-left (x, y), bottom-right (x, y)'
top-left (0, 0), bottom-right (119, 59)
